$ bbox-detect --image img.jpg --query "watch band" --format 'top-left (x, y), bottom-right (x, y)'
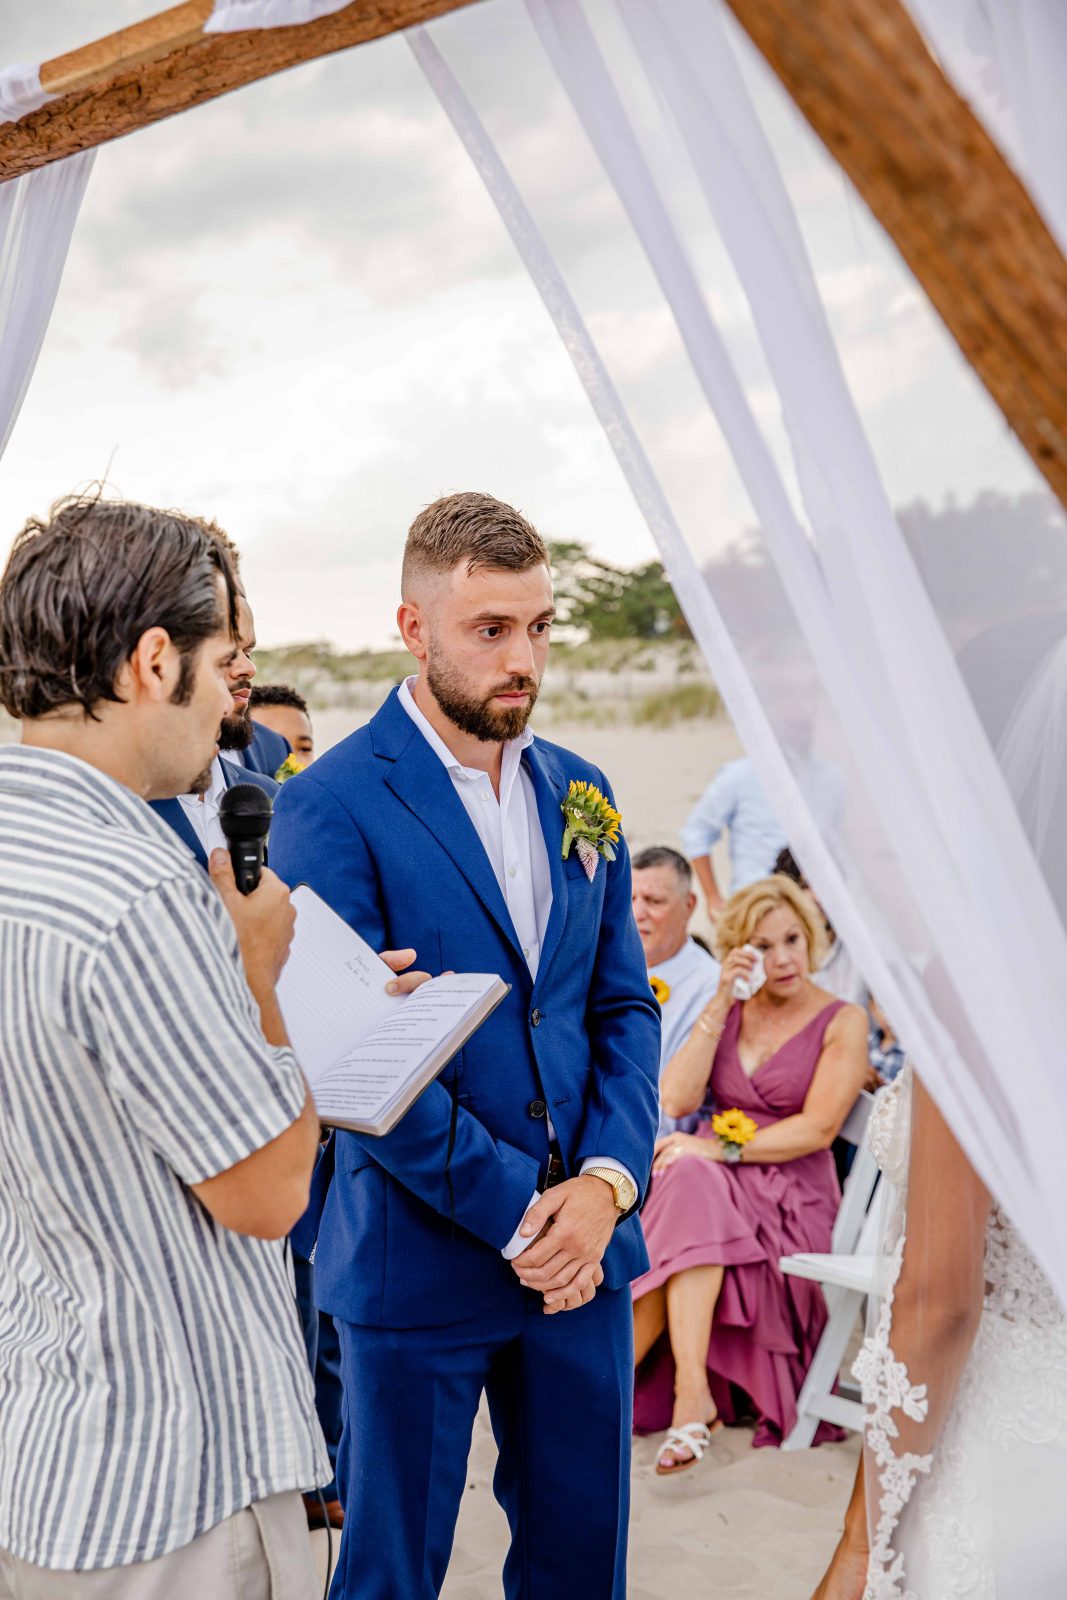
top-left (585, 1165), bottom-right (637, 1212)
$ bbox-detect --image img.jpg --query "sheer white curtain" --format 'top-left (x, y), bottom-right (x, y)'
top-left (0, 66), bottom-right (54, 126)
top-left (905, 0), bottom-right (1067, 254)
top-left (207, 0), bottom-right (354, 31)
top-left (0, 154), bottom-right (94, 461)
top-left (410, 0), bottom-right (1067, 1308)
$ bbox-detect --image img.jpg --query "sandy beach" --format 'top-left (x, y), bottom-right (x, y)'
top-left (306, 706), bottom-right (857, 1597)
top-left (311, 1406), bottom-right (859, 1598)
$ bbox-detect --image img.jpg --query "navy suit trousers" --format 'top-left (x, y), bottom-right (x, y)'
top-left (330, 1284), bottom-right (633, 1600)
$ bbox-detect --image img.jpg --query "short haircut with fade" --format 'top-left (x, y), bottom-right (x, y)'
top-left (0, 492), bottom-right (238, 720)
top-left (633, 846), bottom-right (693, 890)
top-left (715, 873), bottom-right (828, 970)
top-left (401, 492), bottom-right (548, 596)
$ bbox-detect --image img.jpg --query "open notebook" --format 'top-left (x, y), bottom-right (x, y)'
top-left (276, 886), bottom-right (510, 1135)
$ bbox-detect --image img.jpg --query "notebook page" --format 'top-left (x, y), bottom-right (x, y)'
top-left (276, 885), bottom-right (398, 1086)
top-left (311, 973), bottom-right (500, 1126)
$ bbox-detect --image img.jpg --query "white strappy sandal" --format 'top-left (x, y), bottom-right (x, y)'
top-left (655, 1418), bottom-right (724, 1476)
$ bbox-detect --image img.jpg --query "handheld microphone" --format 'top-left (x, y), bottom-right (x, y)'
top-left (219, 784), bottom-right (273, 895)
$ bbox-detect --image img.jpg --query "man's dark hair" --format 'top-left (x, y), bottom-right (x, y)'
top-left (0, 492), bottom-right (238, 720)
top-left (633, 846), bottom-right (692, 889)
top-left (249, 683), bottom-right (309, 716)
top-left (773, 847), bottom-right (805, 886)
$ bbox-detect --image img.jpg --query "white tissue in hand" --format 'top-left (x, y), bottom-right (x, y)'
top-left (732, 945), bottom-right (766, 1001)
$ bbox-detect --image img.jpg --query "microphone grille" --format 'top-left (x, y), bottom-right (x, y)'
top-left (219, 783), bottom-right (273, 840)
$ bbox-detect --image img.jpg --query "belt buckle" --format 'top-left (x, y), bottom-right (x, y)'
top-left (544, 1152), bottom-right (565, 1190)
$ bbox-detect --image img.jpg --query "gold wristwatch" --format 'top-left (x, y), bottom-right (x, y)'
top-left (585, 1166), bottom-right (638, 1213)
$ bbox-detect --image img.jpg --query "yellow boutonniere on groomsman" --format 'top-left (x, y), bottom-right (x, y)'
top-left (561, 780), bottom-right (622, 882)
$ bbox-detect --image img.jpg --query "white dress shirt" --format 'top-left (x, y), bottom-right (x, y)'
top-left (651, 937), bottom-right (721, 1137)
top-left (176, 756), bottom-right (228, 856)
top-left (397, 679), bottom-right (636, 1256)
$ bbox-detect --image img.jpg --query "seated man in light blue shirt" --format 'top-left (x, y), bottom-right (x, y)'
top-left (680, 757), bottom-right (787, 917)
top-left (632, 847), bottom-right (721, 1136)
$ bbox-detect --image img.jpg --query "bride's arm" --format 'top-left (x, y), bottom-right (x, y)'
top-left (808, 1076), bottom-right (991, 1598)
top-left (876, 1075), bottom-right (991, 1449)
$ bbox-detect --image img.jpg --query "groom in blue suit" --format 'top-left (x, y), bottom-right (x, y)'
top-left (271, 493), bottom-right (660, 1600)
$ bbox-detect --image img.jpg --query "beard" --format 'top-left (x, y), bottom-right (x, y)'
top-left (188, 761), bottom-right (214, 796)
top-left (217, 687), bottom-right (255, 752)
top-left (427, 656), bottom-right (539, 743)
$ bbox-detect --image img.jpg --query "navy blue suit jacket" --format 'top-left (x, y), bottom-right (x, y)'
top-left (243, 723), bottom-right (291, 781)
top-left (149, 758), bottom-right (278, 869)
top-left (270, 689), bottom-right (660, 1329)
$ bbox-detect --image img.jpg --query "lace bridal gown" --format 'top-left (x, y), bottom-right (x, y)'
top-left (856, 1070), bottom-right (1067, 1598)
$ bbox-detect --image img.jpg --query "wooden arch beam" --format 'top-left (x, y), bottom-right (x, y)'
top-left (723, 0), bottom-right (1067, 507)
top-left (0, 0), bottom-right (478, 184)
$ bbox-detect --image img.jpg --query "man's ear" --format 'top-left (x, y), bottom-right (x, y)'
top-left (397, 601), bottom-right (428, 662)
top-left (126, 627), bottom-right (177, 703)
top-left (687, 891), bottom-right (698, 917)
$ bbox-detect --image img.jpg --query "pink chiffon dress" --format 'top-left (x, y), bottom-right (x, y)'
top-left (633, 998), bottom-right (846, 1448)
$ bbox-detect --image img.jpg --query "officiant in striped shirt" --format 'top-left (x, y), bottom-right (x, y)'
top-left (0, 495), bottom-right (332, 1600)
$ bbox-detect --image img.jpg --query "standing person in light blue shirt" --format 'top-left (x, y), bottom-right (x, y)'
top-left (681, 758), bottom-right (787, 917)
top-left (632, 847), bottom-right (721, 1135)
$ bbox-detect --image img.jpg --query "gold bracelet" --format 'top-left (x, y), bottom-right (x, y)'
top-left (695, 1014), bottom-right (724, 1040)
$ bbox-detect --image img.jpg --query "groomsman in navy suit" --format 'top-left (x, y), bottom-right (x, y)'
top-left (271, 493), bottom-right (661, 1600)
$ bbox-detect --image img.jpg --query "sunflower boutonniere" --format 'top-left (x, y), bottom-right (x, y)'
top-left (274, 753), bottom-right (307, 783)
top-left (650, 975), bottom-right (671, 1005)
top-left (561, 779), bottom-right (622, 882)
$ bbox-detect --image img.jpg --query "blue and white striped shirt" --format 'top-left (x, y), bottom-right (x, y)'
top-left (0, 747), bottom-right (328, 1571)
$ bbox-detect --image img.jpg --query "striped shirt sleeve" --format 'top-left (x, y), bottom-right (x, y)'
top-left (87, 875), bottom-right (307, 1185)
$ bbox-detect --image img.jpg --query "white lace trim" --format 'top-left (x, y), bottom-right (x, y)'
top-left (857, 1068), bottom-right (1067, 1597)
top-left (854, 1230), bottom-right (932, 1600)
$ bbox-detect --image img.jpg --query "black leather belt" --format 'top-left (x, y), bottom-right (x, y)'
top-left (544, 1139), bottom-right (566, 1189)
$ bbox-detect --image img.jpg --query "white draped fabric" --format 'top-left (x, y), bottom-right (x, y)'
top-left (0, 66), bottom-right (54, 127)
top-left (905, 0), bottom-right (1067, 255)
top-left (0, 154), bottom-right (93, 462)
top-left (406, 0), bottom-right (1067, 1312)
top-left (206, 0), bottom-right (354, 32)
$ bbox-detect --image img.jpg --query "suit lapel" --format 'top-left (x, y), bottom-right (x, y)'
top-left (524, 742), bottom-right (569, 992)
top-left (384, 729), bottom-right (527, 967)
top-left (150, 798), bottom-right (207, 868)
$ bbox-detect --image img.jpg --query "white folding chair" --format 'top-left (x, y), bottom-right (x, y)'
top-left (779, 1090), bottom-right (883, 1450)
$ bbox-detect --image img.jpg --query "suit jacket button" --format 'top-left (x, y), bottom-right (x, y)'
top-left (528, 1099), bottom-right (547, 1120)
top-left (531, 1009), bottom-right (542, 1027)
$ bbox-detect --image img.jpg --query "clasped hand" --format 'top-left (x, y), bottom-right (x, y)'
top-left (511, 1175), bottom-right (617, 1315)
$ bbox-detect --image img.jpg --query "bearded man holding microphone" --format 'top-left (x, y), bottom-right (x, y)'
top-left (0, 494), bottom-right (424, 1600)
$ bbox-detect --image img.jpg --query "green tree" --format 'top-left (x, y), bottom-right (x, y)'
top-left (547, 540), bottom-right (690, 641)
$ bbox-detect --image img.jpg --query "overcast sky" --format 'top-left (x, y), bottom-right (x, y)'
top-left (0, 0), bottom-right (1048, 649)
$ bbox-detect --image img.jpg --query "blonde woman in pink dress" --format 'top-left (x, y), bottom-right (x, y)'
top-left (632, 875), bottom-right (869, 1473)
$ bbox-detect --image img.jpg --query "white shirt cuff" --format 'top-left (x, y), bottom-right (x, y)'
top-left (501, 1159), bottom-right (639, 1261)
top-left (501, 1190), bottom-right (541, 1260)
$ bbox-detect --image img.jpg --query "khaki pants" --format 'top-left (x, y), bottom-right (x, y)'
top-left (0, 1492), bottom-right (317, 1600)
